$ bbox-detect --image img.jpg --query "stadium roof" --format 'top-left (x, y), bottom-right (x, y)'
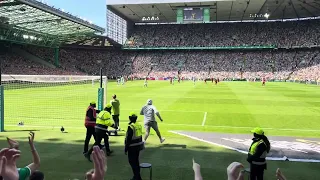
top-left (0, 0), bottom-right (105, 35)
top-left (63, 35), bottom-right (121, 48)
top-left (107, 0), bottom-right (320, 22)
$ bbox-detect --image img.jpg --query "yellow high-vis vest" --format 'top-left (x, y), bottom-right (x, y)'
top-left (128, 122), bottom-right (143, 147)
top-left (95, 111), bottom-right (113, 131)
top-left (249, 139), bottom-right (267, 165)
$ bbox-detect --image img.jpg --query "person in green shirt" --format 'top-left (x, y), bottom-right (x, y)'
top-left (110, 94), bottom-right (120, 129)
top-left (18, 167), bottom-right (31, 180)
top-left (7, 132), bottom-right (42, 180)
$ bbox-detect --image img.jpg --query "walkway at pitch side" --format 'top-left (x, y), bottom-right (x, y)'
top-left (170, 131), bottom-right (320, 162)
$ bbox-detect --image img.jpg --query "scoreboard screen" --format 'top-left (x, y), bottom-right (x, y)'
top-left (183, 8), bottom-right (203, 21)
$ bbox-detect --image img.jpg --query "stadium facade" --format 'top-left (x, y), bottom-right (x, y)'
top-left (106, 0), bottom-right (320, 44)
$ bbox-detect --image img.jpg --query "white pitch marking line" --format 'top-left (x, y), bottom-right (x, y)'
top-left (202, 112), bottom-right (207, 126)
top-left (169, 131), bottom-right (320, 163)
top-left (122, 109), bottom-right (204, 113)
top-left (6, 124), bottom-right (320, 132)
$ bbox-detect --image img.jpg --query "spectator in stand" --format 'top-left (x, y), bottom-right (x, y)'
top-left (2, 23), bottom-right (320, 82)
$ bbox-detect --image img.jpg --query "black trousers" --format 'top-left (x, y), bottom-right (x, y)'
top-left (88, 129), bottom-right (111, 155)
top-left (112, 115), bottom-right (120, 128)
top-left (128, 147), bottom-right (142, 180)
top-left (84, 126), bottom-right (96, 153)
top-left (250, 164), bottom-right (265, 180)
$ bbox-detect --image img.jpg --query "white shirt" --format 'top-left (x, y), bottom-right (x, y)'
top-left (140, 105), bottom-right (158, 123)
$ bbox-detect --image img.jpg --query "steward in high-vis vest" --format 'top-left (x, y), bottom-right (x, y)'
top-left (83, 101), bottom-right (100, 154)
top-left (125, 112), bottom-right (144, 180)
top-left (85, 104), bottom-right (116, 162)
top-left (247, 127), bottom-right (271, 180)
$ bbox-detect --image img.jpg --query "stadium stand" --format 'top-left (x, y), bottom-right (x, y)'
top-left (2, 43), bottom-right (319, 82)
top-left (126, 20), bottom-right (320, 48)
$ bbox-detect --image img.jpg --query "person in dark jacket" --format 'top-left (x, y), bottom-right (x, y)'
top-left (247, 127), bottom-right (271, 180)
top-left (125, 112), bottom-right (144, 180)
top-left (83, 101), bottom-right (100, 154)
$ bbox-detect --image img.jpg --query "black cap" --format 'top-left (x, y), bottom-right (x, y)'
top-left (30, 171), bottom-right (44, 180)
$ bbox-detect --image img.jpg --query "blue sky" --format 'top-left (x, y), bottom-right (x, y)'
top-left (43, 0), bottom-right (106, 28)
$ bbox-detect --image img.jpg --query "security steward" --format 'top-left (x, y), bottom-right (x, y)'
top-left (247, 127), bottom-right (271, 180)
top-left (85, 104), bottom-right (116, 162)
top-left (125, 112), bottom-right (144, 180)
top-left (83, 101), bottom-right (100, 155)
top-left (110, 94), bottom-right (120, 129)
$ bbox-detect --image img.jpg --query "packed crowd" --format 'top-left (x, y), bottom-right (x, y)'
top-left (127, 20), bottom-right (320, 48)
top-left (130, 49), bottom-right (320, 81)
top-left (2, 45), bottom-right (320, 82)
top-left (0, 54), bottom-right (78, 75)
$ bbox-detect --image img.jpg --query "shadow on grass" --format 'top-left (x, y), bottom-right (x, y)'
top-left (45, 138), bottom-right (62, 142)
top-left (0, 138), bottom-right (317, 180)
top-left (74, 139), bottom-right (84, 143)
top-left (160, 144), bottom-right (187, 149)
top-left (5, 129), bottom-right (40, 132)
top-left (193, 146), bottom-right (211, 150)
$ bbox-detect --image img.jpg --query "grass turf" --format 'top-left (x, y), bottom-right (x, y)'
top-left (2, 80), bottom-right (320, 180)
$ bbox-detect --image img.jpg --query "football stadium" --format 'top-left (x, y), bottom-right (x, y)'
top-left (0, 0), bottom-right (320, 179)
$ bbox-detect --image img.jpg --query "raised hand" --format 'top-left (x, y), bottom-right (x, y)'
top-left (192, 158), bottom-right (200, 172)
top-left (6, 137), bottom-right (19, 150)
top-left (192, 159), bottom-right (203, 180)
top-left (85, 146), bottom-right (107, 180)
top-left (0, 148), bottom-right (21, 180)
top-left (227, 162), bottom-right (244, 180)
top-left (28, 131), bottom-right (35, 146)
top-left (276, 168), bottom-right (287, 180)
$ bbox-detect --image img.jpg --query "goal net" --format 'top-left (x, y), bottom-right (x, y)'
top-left (2, 74), bottom-right (107, 130)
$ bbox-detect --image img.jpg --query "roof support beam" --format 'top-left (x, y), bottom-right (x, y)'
top-left (270, 0), bottom-right (286, 17)
top-left (301, 1), bottom-right (320, 12)
top-left (254, 0), bottom-right (267, 21)
top-left (228, 1), bottom-right (233, 21)
top-left (12, 18), bottom-right (60, 26)
top-left (0, 1), bottom-right (21, 6)
top-left (215, 3), bottom-right (218, 22)
top-left (289, 0), bottom-right (300, 19)
top-left (282, 6), bottom-right (286, 21)
top-left (241, 0), bottom-right (250, 22)
top-left (299, 4), bottom-right (316, 17)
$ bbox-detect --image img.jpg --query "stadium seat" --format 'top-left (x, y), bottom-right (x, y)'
top-left (244, 168), bottom-right (250, 180)
top-left (140, 163), bottom-right (152, 180)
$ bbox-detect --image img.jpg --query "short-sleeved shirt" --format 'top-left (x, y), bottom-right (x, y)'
top-left (110, 99), bottom-right (120, 115)
top-left (140, 105), bottom-right (158, 124)
top-left (18, 166), bottom-right (31, 180)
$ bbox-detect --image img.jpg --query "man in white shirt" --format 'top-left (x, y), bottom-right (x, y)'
top-left (140, 99), bottom-right (165, 143)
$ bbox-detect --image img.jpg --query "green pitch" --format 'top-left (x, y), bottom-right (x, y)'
top-left (1, 81), bottom-right (320, 180)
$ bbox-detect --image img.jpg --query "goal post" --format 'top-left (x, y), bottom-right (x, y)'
top-left (2, 74), bottom-right (107, 131)
top-left (98, 68), bottom-right (104, 111)
top-left (0, 85), bottom-right (4, 132)
top-left (104, 75), bottom-right (108, 108)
